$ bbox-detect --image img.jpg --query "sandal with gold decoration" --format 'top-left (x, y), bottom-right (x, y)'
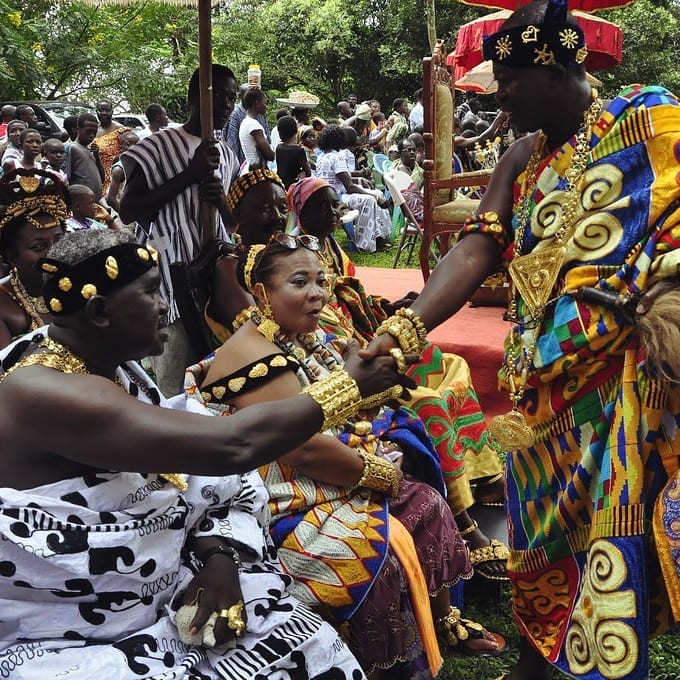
top-left (469, 538), bottom-right (510, 582)
top-left (435, 606), bottom-right (508, 657)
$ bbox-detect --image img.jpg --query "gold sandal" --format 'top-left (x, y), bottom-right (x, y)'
top-left (469, 538), bottom-right (510, 581)
top-left (435, 606), bottom-right (508, 657)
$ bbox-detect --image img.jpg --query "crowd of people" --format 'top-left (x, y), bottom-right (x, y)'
top-left (2, 0), bottom-right (680, 679)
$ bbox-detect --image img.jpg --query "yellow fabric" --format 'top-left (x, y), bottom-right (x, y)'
top-left (434, 82), bottom-right (454, 207)
top-left (432, 198), bottom-right (480, 225)
top-left (388, 516), bottom-right (443, 677)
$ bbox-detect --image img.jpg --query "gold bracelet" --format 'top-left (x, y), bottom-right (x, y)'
top-left (302, 367), bottom-right (362, 431)
top-left (395, 308), bottom-right (428, 348)
top-left (375, 316), bottom-right (421, 354)
top-left (359, 384), bottom-right (404, 410)
top-left (356, 451), bottom-right (400, 496)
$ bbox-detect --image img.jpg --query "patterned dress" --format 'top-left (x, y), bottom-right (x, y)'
top-left (460, 85), bottom-right (680, 679)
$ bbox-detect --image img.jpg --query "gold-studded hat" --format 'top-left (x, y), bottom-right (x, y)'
top-left (38, 243), bottom-right (159, 315)
top-left (482, 0), bottom-right (587, 69)
top-left (226, 169), bottom-right (285, 211)
top-left (0, 168), bottom-right (68, 237)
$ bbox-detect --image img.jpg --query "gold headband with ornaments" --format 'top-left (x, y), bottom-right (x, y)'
top-left (0, 169), bottom-right (68, 233)
top-left (39, 243), bottom-right (159, 315)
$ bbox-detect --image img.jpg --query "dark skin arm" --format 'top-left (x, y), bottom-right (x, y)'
top-left (365, 133), bottom-right (536, 353)
top-left (106, 164), bottom-right (125, 212)
top-left (0, 342), bottom-right (411, 490)
top-left (90, 141), bottom-right (105, 182)
top-left (251, 129), bottom-right (275, 162)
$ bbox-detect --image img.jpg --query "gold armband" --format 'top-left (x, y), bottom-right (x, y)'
top-left (302, 367), bottom-right (362, 431)
top-left (375, 310), bottom-right (427, 354)
top-left (359, 384), bottom-right (404, 410)
top-left (356, 451), bottom-right (400, 496)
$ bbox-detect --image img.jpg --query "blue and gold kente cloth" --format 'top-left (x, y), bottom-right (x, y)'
top-left (464, 85), bottom-right (680, 679)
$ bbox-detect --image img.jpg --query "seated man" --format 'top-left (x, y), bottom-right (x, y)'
top-left (0, 227), bottom-right (411, 679)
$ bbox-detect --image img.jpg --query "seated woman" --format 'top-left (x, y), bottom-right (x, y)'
top-left (0, 169), bottom-right (67, 349)
top-left (315, 124), bottom-right (392, 253)
top-left (287, 177), bottom-right (508, 579)
top-left (186, 234), bottom-right (503, 678)
top-left (187, 237), bottom-right (507, 678)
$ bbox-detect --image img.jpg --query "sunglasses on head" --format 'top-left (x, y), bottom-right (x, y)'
top-left (267, 233), bottom-right (320, 251)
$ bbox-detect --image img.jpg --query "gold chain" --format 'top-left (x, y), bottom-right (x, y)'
top-left (8, 269), bottom-right (48, 330)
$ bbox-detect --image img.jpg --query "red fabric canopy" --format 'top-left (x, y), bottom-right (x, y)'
top-left (458, 0), bottom-right (632, 11)
top-left (448, 9), bottom-right (622, 73)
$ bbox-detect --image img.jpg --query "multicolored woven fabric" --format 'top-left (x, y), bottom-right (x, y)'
top-left (466, 85), bottom-right (680, 679)
top-left (320, 236), bottom-right (503, 513)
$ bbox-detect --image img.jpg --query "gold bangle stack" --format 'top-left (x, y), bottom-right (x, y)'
top-left (376, 309), bottom-right (427, 354)
top-left (302, 367), bottom-right (362, 431)
top-left (356, 451), bottom-right (400, 496)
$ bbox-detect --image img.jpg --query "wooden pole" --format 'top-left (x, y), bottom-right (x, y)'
top-left (198, 0), bottom-right (216, 243)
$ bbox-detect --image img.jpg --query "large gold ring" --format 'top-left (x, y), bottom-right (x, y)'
top-left (389, 348), bottom-right (408, 374)
top-left (217, 600), bottom-right (246, 636)
top-left (391, 385), bottom-right (404, 400)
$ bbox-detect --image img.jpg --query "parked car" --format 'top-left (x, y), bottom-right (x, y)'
top-left (0, 101), bottom-right (95, 141)
top-left (113, 113), bottom-right (182, 131)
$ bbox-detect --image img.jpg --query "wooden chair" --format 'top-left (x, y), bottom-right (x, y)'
top-left (419, 41), bottom-right (493, 282)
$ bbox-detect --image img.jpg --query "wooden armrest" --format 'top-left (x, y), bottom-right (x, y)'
top-left (428, 170), bottom-right (492, 192)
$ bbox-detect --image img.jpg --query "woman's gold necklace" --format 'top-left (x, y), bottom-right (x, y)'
top-left (489, 93), bottom-right (602, 452)
top-left (9, 268), bottom-right (48, 330)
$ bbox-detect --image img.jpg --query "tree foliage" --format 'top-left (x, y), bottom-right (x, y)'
top-left (1, 0), bottom-right (679, 119)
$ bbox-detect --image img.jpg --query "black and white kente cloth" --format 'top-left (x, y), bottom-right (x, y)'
top-left (0, 329), bottom-right (365, 680)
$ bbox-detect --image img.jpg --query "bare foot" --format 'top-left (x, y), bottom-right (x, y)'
top-left (501, 637), bottom-right (552, 679)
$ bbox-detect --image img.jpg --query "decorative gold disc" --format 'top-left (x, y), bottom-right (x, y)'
top-left (489, 410), bottom-right (536, 451)
top-left (508, 243), bottom-right (565, 316)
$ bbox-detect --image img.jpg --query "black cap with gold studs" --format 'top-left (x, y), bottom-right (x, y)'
top-left (38, 243), bottom-right (159, 316)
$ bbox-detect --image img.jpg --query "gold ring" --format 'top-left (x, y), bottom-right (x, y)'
top-left (391, 385), bottom-right (404, 400)
top-left (217, 600), bottom-right (246, 636)
top-left (389, 347), bottom-right (408, 374)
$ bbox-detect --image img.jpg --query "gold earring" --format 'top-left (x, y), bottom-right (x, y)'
top-left (257, 287), bottom-right (280, 342)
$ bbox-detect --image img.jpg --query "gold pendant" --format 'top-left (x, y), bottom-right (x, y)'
top-left (489, 409), bottom-right (536, 451)
top-left (509, 243), bottom-right (565, 316)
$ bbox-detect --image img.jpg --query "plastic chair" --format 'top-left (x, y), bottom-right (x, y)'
top-left (371, 152), bottom-right (388, 190)
top-left (340, 208), bottom-right (360, 252)
top-left (384, 170), bottom-right (437, 269)
top-left (372, 153), bottom-right (388, 174)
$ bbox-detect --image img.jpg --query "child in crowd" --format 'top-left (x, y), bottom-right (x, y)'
top-left (106, 131), bottom-right (139, 213)
top-left (274, 115), bottom-right (311, 188)
top-left (0, 120), bottom-right (28, 167)
top-left (41, 138), bottom-right (68, 184)
top-left (65, 184), bottom-right (116, 232)
top-left (298, 125), bottom-right (318, 171)
top-left (2, 128), bottom-right (41, 174)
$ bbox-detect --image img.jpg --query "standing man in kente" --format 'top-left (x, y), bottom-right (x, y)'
top-left (365, 1), bottom-right (680, 678)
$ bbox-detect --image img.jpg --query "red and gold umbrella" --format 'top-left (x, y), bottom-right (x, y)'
top-left (448, 9), bottom-right (622, 73)
top-left (459, 0), bottom-right (632, 12)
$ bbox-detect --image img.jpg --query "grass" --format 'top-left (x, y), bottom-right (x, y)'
top-left (336, 227), bottom-right (680, 678)
top-left (439, 581), bottom-right (680, 680)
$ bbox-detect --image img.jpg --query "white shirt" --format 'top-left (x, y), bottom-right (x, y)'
top-left (239, 115), bottom-right (265, 170)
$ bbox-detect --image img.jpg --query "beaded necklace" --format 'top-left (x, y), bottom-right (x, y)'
top-left (8, 268), bottom-right (48, 330)
top-left (489, 93), bottom-right (602, 452)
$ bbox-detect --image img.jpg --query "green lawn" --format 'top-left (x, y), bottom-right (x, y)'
top-left (336, 228), bottom-right (680, 679)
